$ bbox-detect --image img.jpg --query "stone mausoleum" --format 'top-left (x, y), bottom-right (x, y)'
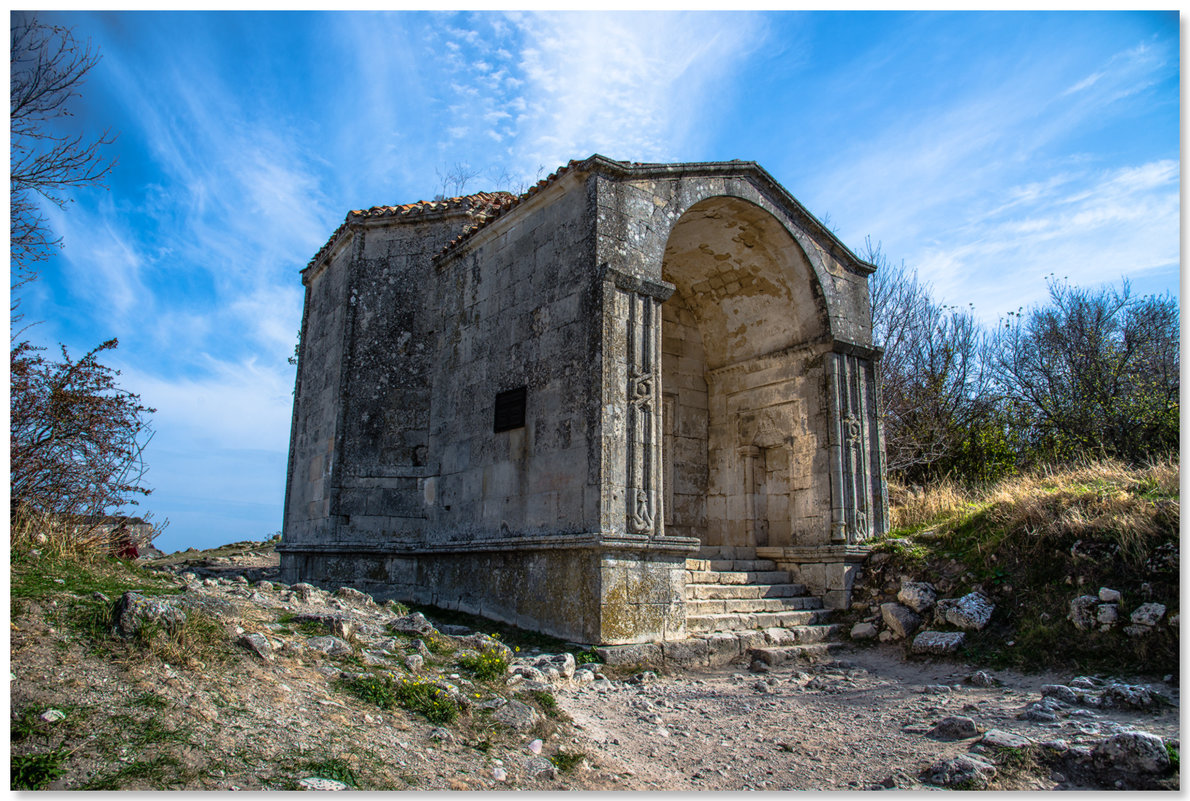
top-left (281, 155), bottom-right (888, 646)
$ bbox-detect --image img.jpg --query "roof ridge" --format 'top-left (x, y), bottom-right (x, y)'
top-left (435, 159), bottom-right (586, 262)
top-left (305, 190), bottom-right (517, 272)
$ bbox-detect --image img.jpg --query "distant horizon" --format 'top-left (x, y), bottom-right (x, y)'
top-left (16, 10), bottom-right (1179, 553)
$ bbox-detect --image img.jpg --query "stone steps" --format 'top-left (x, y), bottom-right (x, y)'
top-left (688, 612), bottom-right (838, 634)
top-left (686, 597), bottom-right (825, 616)
top-left (681, 555), bottom-right (845, 656)
top-left (686, 569), bottom-right (792, 586)
top-left (748, 641), bottom-right (847, 666)
top-left (686, 581), bottom-right (810, 600)
top-left (595, 626), bottom-right (846, 669)
top-left (685, 558), bottom-right (777, 572)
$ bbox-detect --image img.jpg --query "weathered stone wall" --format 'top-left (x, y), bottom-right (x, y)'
top-left (661, 292), bottom-right (709, 541)
top-left (284, 241), bottom-right (355, 543)
top-left (425, 177), bottom-right (602, 541)
top-left (335, 217), bottom-right (474, 542)
top-left (283, 157), bottom-right (889, 643)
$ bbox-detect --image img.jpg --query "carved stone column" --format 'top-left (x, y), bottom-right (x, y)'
top-left (607, 270), bottom-right (674, 539)
top-left (827, 344), bottom-right (889, 544)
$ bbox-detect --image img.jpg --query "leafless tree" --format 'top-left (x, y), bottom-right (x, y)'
top-left (433, 162), bottom-right (483, 200)
top-left (864, 238), bottom-right (992, 478)
top-left (10, 14), bottom-right (116, 302)
top-left (11, 339), bottom-right (155, 528)
top-left (487, 163), bottom-right (546, 196)
top-left (992, 278), bottom-right (1179, 464)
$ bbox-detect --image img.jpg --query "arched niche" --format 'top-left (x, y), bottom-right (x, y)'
top-left (659, 195), bottom-right (833, 552)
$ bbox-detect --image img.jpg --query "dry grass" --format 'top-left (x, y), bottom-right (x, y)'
top-left (888, 458), bottom-right (1179, 567)
top-left (11, 508), bottom-right (161, 562)
top-left (10, 510), bottom-right (121, 560)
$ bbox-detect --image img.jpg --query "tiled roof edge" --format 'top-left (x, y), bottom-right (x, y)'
top-left (304, 190), bottom-right (517, 274)
top-left (431, 155), bottom-right (872, 273)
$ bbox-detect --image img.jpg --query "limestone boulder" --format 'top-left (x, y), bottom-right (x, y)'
top-left (389, 612), bottom-right (436, 636)
top-left (936, 592), bottom-right (994, 631)
top-left (850, 621), bottom-right (878, 640)
top-left (305, 635), bottom-right (352, 656)
top-left (1067, 595), bottom-right (1099, 631)
top-left (1130, 602), bottom-right (1167, 627)
top-left (968, 670), bottom-right (997, 687)
top-left (921, 754), bottom-right (997, 789)
top-left (491, 699), bottom-right (541, 731)
top-left (525, 756), bottom-right (558, 781)
top-left (113, 591), bottom-right (187, 639)
top-left (927, 715), bottom-right (979, 741)
top-left (911, 630), bottom-right (965, 655)
top-left (897, 581), bottom-right (937, 614)
top-left (981, 729), bottom-right (1032, 750)
top-left (238, 632), bottom-right (274, 661)
top-left (291, 582), bottom-right (325, 603)
top-left (334, 586), bottom-right (376, 607)
top-left (1040, 684), bottom-right (1078, 705)
top-left (1092, 732), bottom-right (1170, 774)
top-left (880, 602), bottom-right (922, 639)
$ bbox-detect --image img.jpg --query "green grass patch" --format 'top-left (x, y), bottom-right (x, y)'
top-left (337, 673), bottom-right (460, 725)
top-left (131, 691), bottom-right (171, 710)
top-left (11, 703), bottom-right (91, 744)
top-left (11, 749), bottom-right (70, 790)
top-left (81, 753), bottom-right (190, 790)
top-left (1167, 744), bottom-right (1179, 772)
top-left (298, 757), bottom-right (358, 788)
top-left (525, 689), bottom-right (562, 719)
top-left (276, 612), bottom-right (331, 637)
top-left (458, 650), bottom-right (508, 682)
top-left (574, 649), bottom-right (600, 665)
top-left (11, 555), bottom-right (178, 601)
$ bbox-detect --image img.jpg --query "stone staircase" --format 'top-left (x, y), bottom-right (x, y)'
top-left (683, 550), bottom-right (845, 665)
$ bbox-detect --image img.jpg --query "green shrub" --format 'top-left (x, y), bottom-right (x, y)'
top-left (337, 674), bottom-right (459, 725)
top-left (458, 650), bottom-right (508, 682)
top-left (550, 749), bottom-right (588, 773)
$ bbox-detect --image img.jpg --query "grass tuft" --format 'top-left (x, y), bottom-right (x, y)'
top-left (337, 673), bottom-right (460, 725)
top-left (11, 749), bottom-right (70, 790)
top-left (550, 749), bottom-right (589, 773)
top-left (458, 649), bottom-right (508, 682)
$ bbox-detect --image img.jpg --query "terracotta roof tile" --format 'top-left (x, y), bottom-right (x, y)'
top-left (306, 190), bottom-right (516, 272)
top-left (435, 159), bottom-right (589, 262)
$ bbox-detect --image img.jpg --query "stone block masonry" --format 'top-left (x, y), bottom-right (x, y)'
top-left (281, 156), bottom-right (888, 644)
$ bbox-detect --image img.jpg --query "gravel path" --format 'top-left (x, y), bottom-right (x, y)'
top-left (556, 648), bottom-right (1180, 791)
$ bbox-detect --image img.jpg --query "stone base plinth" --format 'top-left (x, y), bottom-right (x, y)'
top-left (756, 544), bottom-right (869, 610)
top-left (279, 539), bottom-right (694, 645)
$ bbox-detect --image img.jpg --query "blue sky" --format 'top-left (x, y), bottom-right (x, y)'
top-left (16, 11), bottom-right (1180, 552)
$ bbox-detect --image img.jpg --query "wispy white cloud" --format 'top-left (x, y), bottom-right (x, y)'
top-left (118, 356), bottom-right (295, 453)
top-left (415, 11), bottom-right (765, 187)
top-left (913, 159), bottom-right (1178, 317)
top-left (810, 30), bottom-right (1178, 320)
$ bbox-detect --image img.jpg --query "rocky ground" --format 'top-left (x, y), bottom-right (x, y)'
top-left (9, 539), bottom-right (1180, 791)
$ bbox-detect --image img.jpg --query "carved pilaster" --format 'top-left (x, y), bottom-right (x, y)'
top-left (827, 347), bottom-right (888, 544)
top-left (626, 292), bottom-right (662, 535)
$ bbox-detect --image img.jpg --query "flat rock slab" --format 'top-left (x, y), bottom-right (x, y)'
top-left (981, 729), bottom-right (1033, 749)
top-left (927, 715), bottom-right (979, 741)
top-left (911, 630), bottom-right (965, 655)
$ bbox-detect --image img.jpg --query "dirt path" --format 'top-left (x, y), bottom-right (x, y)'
top-left (17, 543), bottom-right (1168, 791)
top-left (555, 648), bottom-right (1179, 791)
